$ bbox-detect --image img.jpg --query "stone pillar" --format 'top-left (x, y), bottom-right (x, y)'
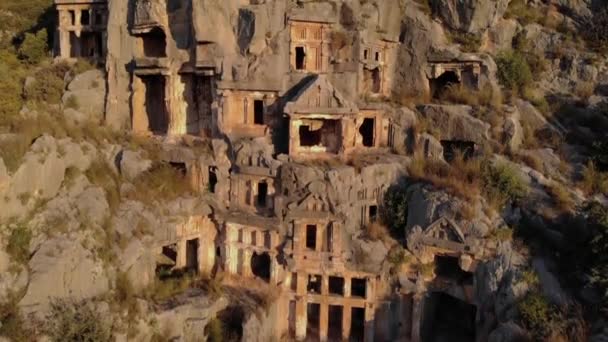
top-left (225, 245), bottom-right (238, 274)
top-left (59, 29), bottom-right (71, 59)
top-left (411, 294), bottom-right (424, 342)
top-left (364, 303), bottom-right (375, 342)
top-left (319, 303), bottom-right (329, 342)
top-left (342, 304), bottom-right (351, 340)
top-left (176, 240), bottom-right (187, 269)
top-left (166, 75), bottom-right (187, 136)
top-left (295, 298), bottom-right (307, 341)
top-left (344, 277), bottom-right (351, 298)
top-left (321, 275), bottom-right (329, 295)
top-left (243, 249), bottom-right (252, 277)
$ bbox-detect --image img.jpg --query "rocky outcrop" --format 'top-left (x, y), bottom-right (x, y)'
top-left (62, 70), bottom-right (106, 124)
top-left (431, 0), bottom-right (510, 33)
top-left (20, 236), bottom-right (110, 313)
top-left (417, 104), bottom-right (491, 144)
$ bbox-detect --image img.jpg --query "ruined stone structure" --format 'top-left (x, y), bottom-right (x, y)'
top-left (54, 0), bottom-right (108, 60)
top-left (51, 1), bottom-right (494, 340)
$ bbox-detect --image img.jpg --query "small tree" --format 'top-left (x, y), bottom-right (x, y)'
top-left (18, 30), bottom-right (48, 64)
top-left (381, 186), bottom-right (409, 237)
top-left (46, 299), bottom-right (112, 342)
top-left (495, 51), bottom-right (533, 94)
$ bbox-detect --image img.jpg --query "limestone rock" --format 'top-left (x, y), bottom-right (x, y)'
top-left (0, 157), bottom-right (8, 187)
top-left (484, 18), bottom-right (518, 53)
top-left (417, 133), bottom-right (444, 159)
top-left (20, 236), bottom-right (109, 313)
top-left (62, 70), bottom-right (106, 123)
top-left (118, 150), bottom-right (152, 181)
top-left (488, 322), bottom-right (530, 342)
top-left (417, 104), bottom-right (491, 144)
top-left (432, 0), bottom-right (511, 33)
top-left (503, 113), bottom-right (523, 152)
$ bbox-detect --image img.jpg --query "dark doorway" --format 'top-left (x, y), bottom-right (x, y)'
top-left (69, 10), bottom-right (76, 25)
top-left (141, 75), bottom-right (168, 134)
top-left (157, 243), bottom-right (177, 276)
top-left (81, 10), bottom-right (90, 25)
top-left (372, 68), bottom-right (381, 93)
top-left (369, 205), bottom-right (378, 222)
top-left (307, 303), bottom-right (321, 339)
top-left (351, 278), bottom-right (366, 298)
top-left (434, 255), bottom-right (473, 284)
top-left (421, 292), bottom-right (477, 342)
top-left (141, 28), bottom-right (167, 58)
top-left (288, 300), bottom-right (296, 337)
top-left (295, 46), bottom-right (306, 70)
top-left (186, 239), bottom-right (199, 272)
top-left (329, 276), bottom-right (345, 295)
top-left (350, 307), bottom-right (365, 341)
top-left (359, 118), bottom-right (375, 147)
top-left (251, 252), bottom-right (271, 282)
top-left (430, 71), bottom-right (460, 99)
top-left (306, 225), bottom-right (317, 250)
top-left (170, 162), bottom-right (187, 176)
top-left (208, 167), bottom-right (217, 193)
top-left (328, 305), bottom-right (343, 340)
top-left (254, 100), bottom-right (264, 125)
top-left (257, 181), bottom-right (268, 207)
top-left (441, 140), bottom-right (475, 162)
top-left (299, 125), bottom-right (322, 146)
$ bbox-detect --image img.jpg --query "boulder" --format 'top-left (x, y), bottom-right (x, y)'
top-left (432, 0), bottom-right (511, 33)
top-left (20, 236), bottom-right (110, 313)
top-left (62, 69), bottom-right (106, 123)
top-left (504, 114), bottom-right (523, 152)
top-left (0, 157), bottom-right (8, 187)
top-left (484, 19), bottom-right (518, 53)
top-left (417, 133), bottom-right (444, 159)
top-left (417, 104), bottom-right (491, 144)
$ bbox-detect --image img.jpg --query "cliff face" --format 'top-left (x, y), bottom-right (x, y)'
top-left (0, 0), bottom-right (608, 341)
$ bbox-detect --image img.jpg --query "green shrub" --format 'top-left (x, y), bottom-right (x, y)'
top-left (584, 7), bottom-right (608, 53)
top-left (24, 65), bottom-right (65, 104)
top-left (206, 318), bottom-right (225, 342)
top-left (505, 0), bottom-right (544, 26)
top-left (18, 30), bottom-right (48, 64)
top-left (482, 162), bottom-right (528, 209)
top-left (448, 31), bottom-right (482, 53)
top-left (517, 292), bottom-right (554, 339)
top-left (0, 50), bottom-right (26, 123)
top-left (45, 299), bottom-right (112, 342)
top-left (381, 186), bottom-right (409, 236)
top-left (7, 225), bottom-right (32, 265)
top-left (592, 136), bottom-right (608, 171)
top-left (0, 292), bottom-right (30, 341)
top-left (495, 51), bottom-right (533, 94)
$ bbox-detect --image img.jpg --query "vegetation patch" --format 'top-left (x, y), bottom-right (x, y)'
top-left (45, 299), bottom-right (112, 342)
top-left (7, 224), bottom-right (32, 265)
top-left (496, 51), bottom-right (533, 96)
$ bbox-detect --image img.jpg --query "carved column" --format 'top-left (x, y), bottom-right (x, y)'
top-left (411, 293), bottom-right (424, 342)
top-left (176, 240), bottom-right (187, 269)
top-left (364, 303), bottom-right (375, 342)
top-left (242, 249), bottom-right (252, 277)
top-left (295, 297), bottom-right (307, 341)
top-left (342, 304), bottom-right (352, 340)
top-left (319, 303), bottom-right (329, 342)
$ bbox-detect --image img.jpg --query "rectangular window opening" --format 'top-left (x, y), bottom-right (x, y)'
top-left (254, 100), bottom-right (264, 125)
top-left (351, 278), bottom-right (367, 298)
top-left (257, 181), bottom-right (268, 207)
top-left (81, 10), bottom-right (90, 25)
top-left (306, 225), bottom-right (317, 250)
top-left (295, 46), bottom-right (306, 70)
top-left (369, 205), bottom-right (378, 222)
top-left (328, 276), bottom-right (345, 296)
top-left (307, 274), bottom-right (322, 294)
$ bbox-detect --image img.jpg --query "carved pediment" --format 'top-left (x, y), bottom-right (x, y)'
top-left (296, 192), bottom-right (331, 213)
top-left (424, 217), bottom-right (465, 244)
top-left (132, 0), bottom-right (166, 32)
top-left (285, 75), bottom-right (358, 115)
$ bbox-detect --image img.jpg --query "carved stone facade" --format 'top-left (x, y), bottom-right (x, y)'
top-left (52, 1), bottom-right (492, 340)
top-left (54, 0), bottom-right (108, 60)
